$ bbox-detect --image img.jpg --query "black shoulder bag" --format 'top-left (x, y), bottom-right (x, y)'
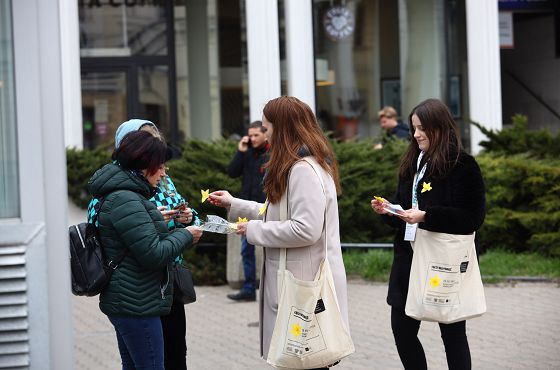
top-left (69, 198), bottom-right (129, 296)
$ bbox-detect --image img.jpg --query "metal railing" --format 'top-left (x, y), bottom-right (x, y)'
top-left (341, 242), bottom-right (392, 249)
top-left (198, 242), bottom-right (393, 249)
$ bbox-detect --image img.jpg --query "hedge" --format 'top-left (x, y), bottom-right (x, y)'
top-left (66, 116), bottom-right (560, 277)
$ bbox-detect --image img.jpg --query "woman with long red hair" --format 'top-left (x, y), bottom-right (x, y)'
top-left (209, 96), bottom-right (351, 369)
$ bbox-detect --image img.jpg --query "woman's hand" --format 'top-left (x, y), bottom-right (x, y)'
top-left (176, 207), bottom-right (193, 224)
top-left (186, 226), bottom-right (203, 243)
top-left (235, 222), bottom-right (247, 236)
top-left (371, 199), bottom-right (389, 215)
top-left (208, 190), bottom-right (233, 208)
top-left (158, 206), bottom-right (179, 222)
top-left (398, 209), bottom-right (426, 224)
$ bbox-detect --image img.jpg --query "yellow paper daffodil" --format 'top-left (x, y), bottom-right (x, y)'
top-left (291, 323), bottom-right (302, 337)
top-left (201, 189), bottom-right (210, 203)
top-left (237, 217), bottom-right (248, 224)
top-left (421, 182), bottom-right (432, 193)
top-left (429, 274), bottom-right (441, 288)
top-left (258, 203), bottom-right (267, 215)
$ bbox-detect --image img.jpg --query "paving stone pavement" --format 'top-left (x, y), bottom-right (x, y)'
top-left (73, 281), bottom-right (560, 370)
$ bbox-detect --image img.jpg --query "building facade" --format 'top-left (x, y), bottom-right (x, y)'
top-left (66, 0), bottom-right (515, 154)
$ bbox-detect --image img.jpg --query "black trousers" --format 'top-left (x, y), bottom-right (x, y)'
top-left (391, 307), bottom-right (471, 370)
top-left (161, 298), bottom-right (187, 370)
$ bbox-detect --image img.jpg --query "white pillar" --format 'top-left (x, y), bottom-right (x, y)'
top-left (187, 0), bottom-right (214, 139)
top-left (60, 0), bottom-right (83, 149)
top-left (399, 0), bottom-right (446, 118)
top-left (466, 0), bottom-right (502, 154)
top-left (13, 0), bottom-right (74, 368)
top-left (245, 0), bottom-right (281, 121)
top-left (284, 0), bottom-right (315, 111)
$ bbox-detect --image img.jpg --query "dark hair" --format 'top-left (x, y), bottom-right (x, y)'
top-left (249, 120), bottom-right (266, 133)
top-left (262, 96), bottom-right (340, 203)
top-left (112, 131), bottom-right (168, 176)
top-left (399, 98), bottom-right (462, 179)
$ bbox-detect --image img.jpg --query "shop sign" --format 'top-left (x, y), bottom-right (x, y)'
top-left (323, 6), bottom-right (355, 41)
top-left (498, 0), bottom-right (558, 11)
top-left (499, 11), bottom-right (514, 49)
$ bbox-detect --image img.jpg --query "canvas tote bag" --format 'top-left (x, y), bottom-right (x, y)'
top-left (266, 158), bottom-right (354, 369)
top-left (405, 228), bottom-right (486, 324)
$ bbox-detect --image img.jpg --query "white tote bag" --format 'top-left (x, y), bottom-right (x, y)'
top-left (405, 228), bottom-right (486, 324)
top-left (266, 158), bottom-right (355, 369)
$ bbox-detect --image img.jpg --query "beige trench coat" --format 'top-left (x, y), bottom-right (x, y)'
top-left (228, 157), bottom-right (350, 360)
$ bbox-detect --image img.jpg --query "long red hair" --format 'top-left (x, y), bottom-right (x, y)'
top-left (262, 96), bottom-right (341, 203)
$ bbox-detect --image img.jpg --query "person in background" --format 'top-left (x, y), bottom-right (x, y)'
top-left (371, 99), bottom-right (485, 370)
top-left (209, 96), bottom-right (350, 369)
top-left (89, 119), bottom-right (198, 370)
top-left (374, 106), bottom-right (410, 149)
top-left (226, 120), bottom-right (269, 301)
top-left (88, 130), bottom-right (203, 369)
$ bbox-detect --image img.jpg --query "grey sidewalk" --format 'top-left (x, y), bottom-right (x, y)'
top-left (73, 281), bottom-right (560, 370)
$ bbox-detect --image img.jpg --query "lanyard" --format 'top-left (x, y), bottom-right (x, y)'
top-left (411, 151), bottom-right (427, 208)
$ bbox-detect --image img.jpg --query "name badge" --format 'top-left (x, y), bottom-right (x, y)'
top-left (404, 222), bottom-right (418, 241)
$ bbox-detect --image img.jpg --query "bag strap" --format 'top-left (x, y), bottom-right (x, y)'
top-left (93, 194), bottom-right (130, 269)
top-left (278, 157), bottom-right (328, 272)
top-left (107, 248), bottom-right (129, 270)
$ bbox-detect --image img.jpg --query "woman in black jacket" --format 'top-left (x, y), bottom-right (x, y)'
top-left (372, 99), bottom-right (485, 370)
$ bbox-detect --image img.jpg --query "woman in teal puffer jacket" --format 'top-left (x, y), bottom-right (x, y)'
top-left (88, 130), bottom-right (203, 369)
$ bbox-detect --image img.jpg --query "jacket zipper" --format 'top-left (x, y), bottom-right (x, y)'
top-left (161, 267), bottom-right (169, 299)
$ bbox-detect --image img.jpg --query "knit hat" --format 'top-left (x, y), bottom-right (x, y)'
top-left (115, 119), bottom-right (158, 148)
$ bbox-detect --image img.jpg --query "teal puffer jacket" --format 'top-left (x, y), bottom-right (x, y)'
top-left (88, 163), bottom-right (194, 317)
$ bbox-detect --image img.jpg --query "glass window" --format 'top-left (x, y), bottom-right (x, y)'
top-left (79, 1), bottom-right (168, 57)
top-left (81, 71), bottom-right (128, 149)
top-left (218, 0), bottom-right (249, 137)
top-left (313, 0), bottom-right (401, 140)
top-left (0, 0), bottom-right (20, 218)
top-left (138, 65), bottom-right (170, 136)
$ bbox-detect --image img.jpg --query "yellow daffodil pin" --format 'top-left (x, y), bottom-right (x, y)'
top-left (421, 182), bottom-right (432, 193)
top-left (201, 189), bottom-right (210, 203)
top-left (429, 274), bottom-right (441, 288)
top-left (258, 203), bottom-right (267, 215)
top-left (237, 217), bottom-right (248, 224)
top-left (291, 323), bottom-right (302, 337)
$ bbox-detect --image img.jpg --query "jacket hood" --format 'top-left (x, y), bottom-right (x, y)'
top-left (88, 163), bottom-right (152, 199)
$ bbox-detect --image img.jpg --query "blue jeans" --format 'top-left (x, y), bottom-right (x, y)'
top-left (240, 236), bottom-right (256, 293)
top-left (108, 316), bottom-right (164, 370)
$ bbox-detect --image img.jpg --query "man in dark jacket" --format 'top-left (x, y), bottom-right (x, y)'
top-left (226, 121), bottom-right (269, 301)
top-left (374, 106), bottom-right (410, 149)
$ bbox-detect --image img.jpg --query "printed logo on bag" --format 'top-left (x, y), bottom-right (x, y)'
top-left (291, 323), bottom-right (302, 337)
top-left (283, 307), bottom-right (326, 358)
top-left (422, 262), bottom-right (461, 307)
top-left (460, 261), bottom-right (469, 273)
top-left (429, 274), bottom-right (442, 287)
